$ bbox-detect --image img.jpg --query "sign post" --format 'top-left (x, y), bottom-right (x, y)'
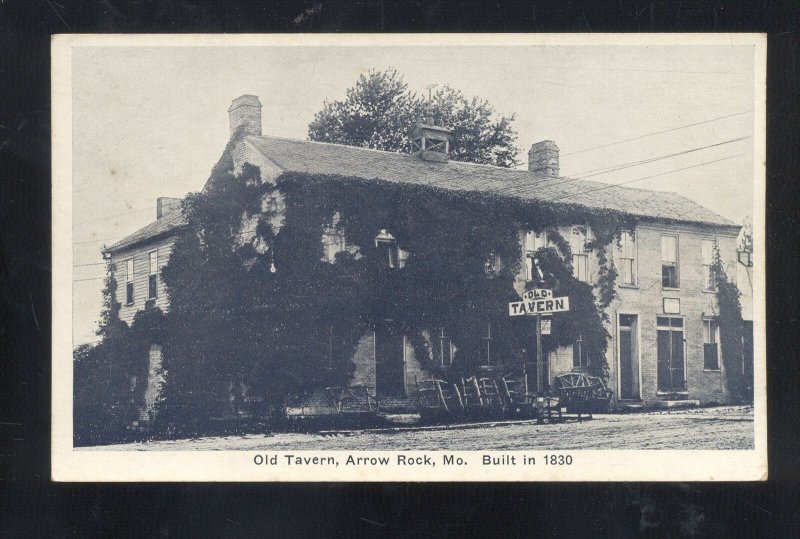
top-left (509, 289), bottom-right (570, 397)
top-left (535, 313), bottom-right (543, 394)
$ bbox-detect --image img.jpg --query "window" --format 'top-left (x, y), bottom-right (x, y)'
top-left (322, 227), bottom-right (347, 263)
top-left (148, 250), bottom-right (158, 299)
top-left (525, 230), bottom-right (547, 252)
top-left (703, 319), bottom-right (720, 370)
top-left (661, 235), bottom-right (679, 288)
top-left (570, 226), bottom-right (589, 282)
top-left (701, 238), bottom-right (717, 290)
top-left (619, 231), bottom-right (636, 285)
top-left (573, 334), bottom-right (590, 368)
top-left (438, 328), bottom-right (453, 367)
top-left (524, 230), bottom-right (547, 282)
top-left (375, 229), bottom-right (401, 269)
top-left (483, 321), bottom-right (492, 365)
top-left (124, 258), bottom-right (134, 305)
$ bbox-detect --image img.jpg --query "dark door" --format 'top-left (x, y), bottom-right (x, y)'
top-left (375, 324), bottom-right (406, 397)
top-left (619, 315), bottom-right (640, 400)
top-left (657, 317), bottom-right (686, 391)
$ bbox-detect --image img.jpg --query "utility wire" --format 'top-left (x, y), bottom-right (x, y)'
top-left (561, 110), bottom-right (752, 157)
top-left (569, 136), bottom-right (749, 179)
top-left (490, 135), bottom-right (750, 197)
top-left (548, 154), bottom-right (745, 204)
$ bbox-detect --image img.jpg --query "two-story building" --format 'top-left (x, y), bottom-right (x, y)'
top-left (103, 94), bottom-right (749, 414)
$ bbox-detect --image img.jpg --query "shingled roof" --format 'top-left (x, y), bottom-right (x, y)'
top-left (105, 207), bottom-right (186, 252)
top-left (106, 134), bottom-right (736, 252)
top-left (246, 136), bottom-right (736, 228)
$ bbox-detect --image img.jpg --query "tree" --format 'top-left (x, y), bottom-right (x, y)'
top-left (74, 262), bottom-right (168, 445)
top-left (308, 68), bottom-right (520, 168)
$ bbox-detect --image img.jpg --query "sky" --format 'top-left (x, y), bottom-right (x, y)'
top-left (71, 41), bottom-right (758, 345)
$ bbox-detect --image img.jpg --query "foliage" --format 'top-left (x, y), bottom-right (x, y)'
top-left (711, 249), bottom-right (748, 401)
top-left (278, 174), bottom-right (624, 381)
top-left (308, 68), bottom-right (520, 167)
top-left (73, 262), bottom-right (167, 445)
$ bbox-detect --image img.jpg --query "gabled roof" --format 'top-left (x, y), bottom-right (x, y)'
top-left (246, 135), bottom-right (736, 228)
top-left (105, 208), bottom-right (186, 253)
top-left (106, 134), bottom-right (737, 253)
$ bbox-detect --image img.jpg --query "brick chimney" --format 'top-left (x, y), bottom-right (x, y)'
top-left (528, 140), bottom-right (560, 177)
top-left (157, 197), bottom-right (181, 219)
top-left (228, 94), bottom-right (262, 137)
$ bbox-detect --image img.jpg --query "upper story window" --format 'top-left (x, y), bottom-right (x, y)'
top-left (661, 235), bottom-right (679, 289)
top-left (375, 229), bottom-right (406, 269)
top-left (524, 230), bottom-right (548, 282)
top-left (570, 226), bottom-right (589, 282)
top-left (322, 227), bottom-right (347, 263)
top-left (618, 231), bottom-right (636, 286)
top-left (701, 238), bottom-right (717, 291)
top-left (525, 230), bottom-right (548, 252)
top-left (148, 250), bottom-right (158, 299)
top-left (702, 318), bottom-right (721, 371)
top-left (124, 258), bottom-right (134, 305)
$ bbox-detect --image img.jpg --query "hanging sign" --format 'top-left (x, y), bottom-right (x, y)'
top-left (521, 288), bottom-right (552, 301)
top-left (540, 317), bottom-right (552, 335)
top-left (508, 296), bottom-right (570, 316)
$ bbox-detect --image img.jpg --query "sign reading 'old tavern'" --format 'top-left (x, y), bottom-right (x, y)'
top-left (509, 289), bottom-right (570, 316)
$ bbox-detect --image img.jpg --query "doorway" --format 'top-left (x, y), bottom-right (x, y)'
top-left (375, 323), bottom-right (406, 397)
top-left (618, 314), bottom-right (640, 400)
top-left (656, 316), bottom-right (686, 392)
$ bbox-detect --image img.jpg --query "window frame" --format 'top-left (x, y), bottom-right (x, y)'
top-left (661, 234), bottom-right (680, 289)
top-left (483, 321), bottom-right (492, 366)
top-left (375, 229), bottom-right (402, 269)
top-left (524, 230), bottom-right (548, 282)
top-left (702, 318), bottom-right (721, 371)
top-left (618, 230), bottom-right (637, 287)
top-left (438, 327), bottom-right (453, 368)
top-left (570, 226), bottom-right (590, 283)
top-left (123, 257), bottom-right (135, 305)
top-left (573, 333), bottom-right (590, 369)
top-left (700, 237), bottom-right (718, 292)
top-left (147, 249), bottom-right (158, 300)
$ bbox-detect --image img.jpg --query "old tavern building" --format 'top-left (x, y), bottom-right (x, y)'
top-left (102, 95), bottom-right (753, 414)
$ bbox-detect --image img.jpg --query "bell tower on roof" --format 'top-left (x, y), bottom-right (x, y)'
top-left (411, 84), bottom-right (451, 163)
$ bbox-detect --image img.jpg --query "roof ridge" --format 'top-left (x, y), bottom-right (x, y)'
top-left (248, 134), bottom-right (701, 200)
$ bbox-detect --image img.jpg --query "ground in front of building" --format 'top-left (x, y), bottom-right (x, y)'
top-left (83, 405), bottom-right (753, 451)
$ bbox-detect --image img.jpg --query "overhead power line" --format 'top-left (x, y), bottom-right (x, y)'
top-left (570, 136), bottom-right (750, 180)
top-left (561, 110), bottom-right (752, 157)
top-left (549, 154), bottom-right (745, 204)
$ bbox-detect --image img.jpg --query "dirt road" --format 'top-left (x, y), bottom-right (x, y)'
top-left (85, 405), bottom-right (754, 451)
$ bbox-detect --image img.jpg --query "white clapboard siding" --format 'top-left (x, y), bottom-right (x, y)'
top-left (113, 236), bottom-right (176, 326)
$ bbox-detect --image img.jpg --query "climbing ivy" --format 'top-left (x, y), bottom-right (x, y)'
top-left (710, 248), bottom-right (748, 401)
top-left (73, 262), bottom-right (167, 445)
top-left (93, 144), bottom-right (641, 436)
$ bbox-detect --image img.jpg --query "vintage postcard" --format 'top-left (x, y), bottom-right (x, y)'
top-left (52, 34), bottom-right (766, 481)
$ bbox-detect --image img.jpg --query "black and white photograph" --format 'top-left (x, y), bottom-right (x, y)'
top-left (52, 34), bottom-right (766, 481)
